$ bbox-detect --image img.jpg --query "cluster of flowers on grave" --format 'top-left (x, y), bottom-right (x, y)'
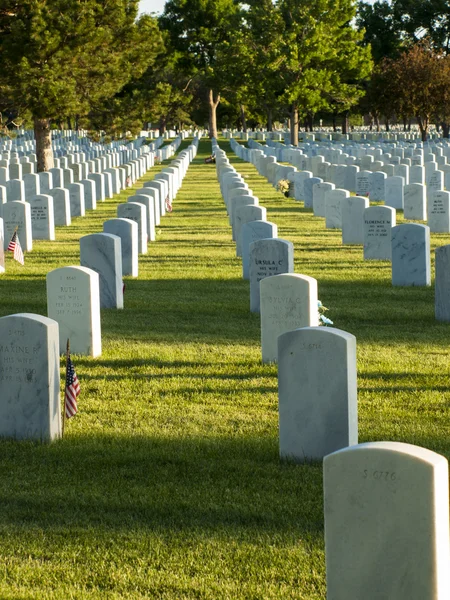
top-left (277, 178), bottom-right (291, 197)
top-left (318, 300), bottom-right (333, 326)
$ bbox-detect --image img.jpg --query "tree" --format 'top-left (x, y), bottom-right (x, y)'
top-left (376, 42), bottom-right (450, 141)
top-left (274, 0), bottom-right (372, 144)
top-left (0, 1), bottom-right (160, 171)
top-left (357, 1), bottom-right (403, 63)
top-left (159, 0), bottom-right (241, 138)
top-left (392, 0), bottom-right (450, 53)
top-left (228, 0), bottom-right (286, 132)
top-left (361, 60), bottom-right (403, 131)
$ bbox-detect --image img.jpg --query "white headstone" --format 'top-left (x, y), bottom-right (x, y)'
top-left (128, 194), bottom-right (156, 242)
top-left (103, 218), bottom-right (138, 277)
top-left (385, 175), bottom-right (404, 209)
top-left (278, 327), bottom-right (357, 461)
top-left (363, 206), bottom-right (396, 260)
top-left (87, 173), bottom-right (106, 202)
top-left (235, 204), bottom-right (267, 257)
top-left (369, 171), bottom-right (386, 201)
top-left (404, 183), bottom-right (426, 220)
top-left (80, 179), bottom-right (97, 211)
top-left (391, 224), bottom-right (431, 286)
top-left (23, 173), bottom-right (40, 199)
top-left (428, 191), bottom-right (450, 233)
top-left (260, 273), bottom-right (319, 363)
top-left (117, 202), bottom-right (147, 254)
top-left (410, 165), bottom-right (425, 185)
top-left (249, 238), bottom-right (294, 313)
top-left (241, 220), bottom-right (278, 280)
top-left (79, 233), bottom-right (123, 309)
top-left (426, 170), bottom-right (444, 200)
top-left (29, 194), bottom-right (55, 240)
top-left (313, 182), bottom-right (335, 217)
top-left (435, 244), bottom-right (450, 321)
top-left (231, 195), bottom-right (259, 241)
top-left (38, 171), bottom-right (53, 194)
top-left (341, 196), bottom-right (369, 245)
top-left (0, 217), bottom-right (4, 274)
top-left (2, 200), bottom-right (32, 251)
top-left (355, 170), bottom-right (371, 197)
top-left (0, 313), bottom-right (61, 441)
top-left (6, 179), bottom-right (25, 202)
top-left (48, 188), bottom-right (71, 226)
top-left (67, 182), bottom-right (85, 217)
top-left (46, 266), bottom-right (101, 357)
top-left (325, 189), bottom-right (349, 229)
top-left (324, 442), bottom-right (450, 600)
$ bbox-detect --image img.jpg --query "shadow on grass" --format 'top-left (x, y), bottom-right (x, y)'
top-left (0, 434), bottom-right (323, 535)
top-left (314, 276), bottom-right (448, 344)
top-left (1, 273), bottom-right (448, 347)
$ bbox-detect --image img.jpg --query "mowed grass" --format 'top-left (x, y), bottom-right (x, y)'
top-left (0, 137), bottom-right (449, 599)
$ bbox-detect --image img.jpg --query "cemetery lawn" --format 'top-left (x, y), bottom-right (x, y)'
top-left (1, 138), bottom-right (450, 599)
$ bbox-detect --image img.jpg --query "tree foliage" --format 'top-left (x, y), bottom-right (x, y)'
top-left (159, 0), bottom-right (241, 137)
top-left (0, 1), bottom-right (161, 169)
top-left (356, 1), bottom-right (404, 62)
top-left (364, 41), bottom-right (450, 140)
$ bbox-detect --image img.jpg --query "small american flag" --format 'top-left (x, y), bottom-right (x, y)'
top-left (165, 194), bottom-right (173, 213)
top-left (65, 354), bottom-right (80, 419)
top-left (7, 230), bottom-right (24, 265)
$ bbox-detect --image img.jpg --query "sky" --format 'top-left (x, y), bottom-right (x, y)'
top-left (139, 0), bottom-right (166, 15)
top-left (138, 0), bottom-right (376, 16)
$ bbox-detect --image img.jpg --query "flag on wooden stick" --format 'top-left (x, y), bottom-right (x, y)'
top-left (65, 346), bottom-right (80, 419)
top-left (7, 230), bottom-right (24, 265)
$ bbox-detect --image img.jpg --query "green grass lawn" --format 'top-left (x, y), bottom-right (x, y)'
top-left (0, 137), bottom-right (449, 599)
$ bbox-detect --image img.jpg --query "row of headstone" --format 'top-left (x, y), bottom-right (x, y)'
top-left (223, 125), bottom-right (443, 143)
top-left (0, 136), bottom-right (201, 443)
top-left (0, 129), bottom-right (164, 166)
top-left (231, 139), bottom-right (437, 289)
top-left (246, 135), bottom-right (450, 228)
top-left (0, 144), bottom-right (158, 267)
top-left (227, 136), bottom-right (450, 597)
top-left (52, 138), bottom-right (201, 340)
top-left (229, 139), bottom-right (450, 598)
top-left (214, 143), bottom-right (358, 463)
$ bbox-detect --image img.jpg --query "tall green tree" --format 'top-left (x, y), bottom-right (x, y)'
top-left (275, 0), bottom-right (372, 144)
top-left (159, 0), bottom-right (241, 138)
top-left (0, 1), bottom-right (160, 171)
top-left (357, 1), bottom-right (403, 63)
top-left (225, 0), bottom-right (286, 132)
top-left (392, 0), bottom-right (450, 53)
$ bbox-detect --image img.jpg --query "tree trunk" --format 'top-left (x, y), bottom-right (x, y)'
top-left (290, 104), bottom-right (298, 146)
top-left (34, 118), bottom-right (54, 172)
top-left (332, 114), bottom-right (337, 132)
top-left (208, 89), bottom-right (220, 138)
top-left (418, 117), bottom-right (428, 142)
top-left (375, 115), bottom-right (380, 132)
top-left (240, 104), bottom-right (247, 132)
top-left (385, 118), bottom-right (390, 132)
top-left (307, 113), bottom-right (314, 132)
top-left (159, 115), bottom-right (167, 135)
top-left (342, 111), bottom-right (350, 135)
top-left (267, 108), bottom-right (273, 132)
top-left (402, 116), bottom-right (408, 132)
top-left (443, 123), bottom-right (450, 139)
